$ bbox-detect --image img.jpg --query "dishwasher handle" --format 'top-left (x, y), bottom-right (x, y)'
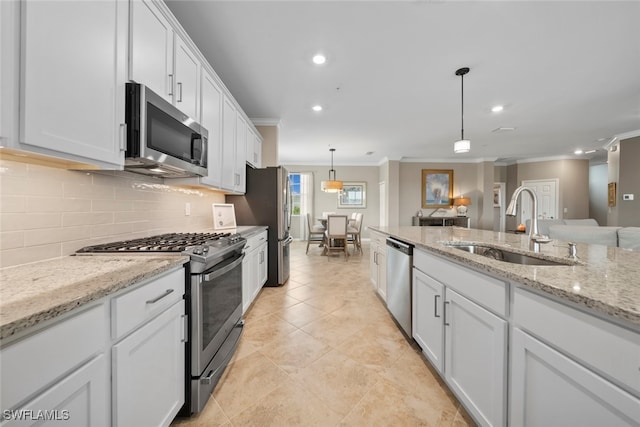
top-left (386, 238), bottom-right (413, 255)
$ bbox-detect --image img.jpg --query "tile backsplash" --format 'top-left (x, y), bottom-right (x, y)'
top-left (0, 159), bottom-right (225, 268)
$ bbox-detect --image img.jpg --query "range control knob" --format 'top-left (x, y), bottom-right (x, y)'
top-left (193, 246), bottom-right (204, 255)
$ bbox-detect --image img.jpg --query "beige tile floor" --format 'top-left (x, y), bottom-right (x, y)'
top-left (173, 240), bottom-right (474, 426)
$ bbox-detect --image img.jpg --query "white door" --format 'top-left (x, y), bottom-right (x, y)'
top-left (520, 179), bottom-right (559, 225)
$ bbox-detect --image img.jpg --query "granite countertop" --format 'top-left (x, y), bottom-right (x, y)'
top-left (0, 255), bottom-right (188, 341)
top-left (371, 226), bottom-right (640, 328)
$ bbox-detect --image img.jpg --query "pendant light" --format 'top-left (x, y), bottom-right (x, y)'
top-left (321, 148), bottom-right (343, 193)
top-left (454, 67), bottom-right (471, 154)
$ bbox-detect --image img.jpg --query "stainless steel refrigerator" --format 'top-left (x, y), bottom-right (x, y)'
top-left (226, 166), bottom-right (292, 286)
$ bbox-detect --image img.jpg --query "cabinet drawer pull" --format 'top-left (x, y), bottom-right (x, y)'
top-left (434, 295), bottom-right (441, 318)
top-left (145, 289), bottom-right (174, 304)
top-left (444, 301), bottom-right (450, 326)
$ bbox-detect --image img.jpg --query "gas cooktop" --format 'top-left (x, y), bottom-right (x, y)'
top-left (75, 232), bottom-right (232, 253)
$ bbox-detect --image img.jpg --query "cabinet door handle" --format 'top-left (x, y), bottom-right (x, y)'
top-left (119, 123), bottom-right (127, 152)
top-left (434, 295), bottom-right (441, 318)
top-left (444, 301), bottom-right (450, 326)
top-left (177, 82), bottom-right (183, 102)
top-left (181, 314), bottom-right (189, 343)
top-left (168, 74), bottom-right (174, 96)
top-left (146, 289), bottom-right (174, 304)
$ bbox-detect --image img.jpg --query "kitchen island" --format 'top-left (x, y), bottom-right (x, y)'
top-left (370, 226), bottom-right (640, 427)
top-left (370, 225), bottom-right (640, 327)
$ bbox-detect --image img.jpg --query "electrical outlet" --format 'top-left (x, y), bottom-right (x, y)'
top-left (185, 202), bottom-right (191, 216)
top-left (623, 194), bottom-right (634, 201)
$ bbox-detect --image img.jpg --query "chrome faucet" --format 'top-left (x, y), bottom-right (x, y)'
top-left (505, 186), bottom-right (548, 252)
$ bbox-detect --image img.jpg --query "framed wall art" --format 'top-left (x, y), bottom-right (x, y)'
top-left (212, 203), bottom-right (237, 230)
top-left (422, 169), bottom-right (453, 208)
top-left (338, 182), bottom-right (366, 208)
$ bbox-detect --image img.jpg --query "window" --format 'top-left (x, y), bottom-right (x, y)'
top-left (289, 173), bottom-right (301, 215)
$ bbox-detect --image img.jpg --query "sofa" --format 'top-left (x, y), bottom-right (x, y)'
top-left (522, 219), bottom-right (639, 250)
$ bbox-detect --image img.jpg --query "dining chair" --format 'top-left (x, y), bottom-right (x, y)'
top-left (306, 213), bottom-right (326, 254)
top-left (324, 215), bottom-right (349, 261)
top-left (347, 213), bottom-right (364, 254)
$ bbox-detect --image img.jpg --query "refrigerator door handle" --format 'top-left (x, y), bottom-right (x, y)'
top-left (280, 236), bottom-right (293, 245)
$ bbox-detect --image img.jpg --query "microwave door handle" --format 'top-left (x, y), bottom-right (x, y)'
top-left (191, 134), bottom-right (206, 166)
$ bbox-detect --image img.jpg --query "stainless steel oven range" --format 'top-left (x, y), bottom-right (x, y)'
top-left (76, 232), bottom-right (246, 415)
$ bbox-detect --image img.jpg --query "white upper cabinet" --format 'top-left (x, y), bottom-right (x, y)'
top-left (246, 127), bottom-right (262, 169)
top-left (173, 34), bottom-right (200, 120)
top-left (18, 0), bottom-right (127, 168)
top-left (200, 70), bottom-right (223, 188)
top-left (130, 0), bottom-right (174, 102)
top-left (130, 0), bottom-right (200, 120)
top-left (235, 114), bottom-right (247, 193)
top-left (221, 95), bottom-right (237, 191)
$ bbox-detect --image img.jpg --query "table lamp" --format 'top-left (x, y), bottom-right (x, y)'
top-left (453, 197), bottom-right (471, 217)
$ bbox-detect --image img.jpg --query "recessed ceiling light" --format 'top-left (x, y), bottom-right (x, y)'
top-left (312, 54), bottom-right (326, 65)
top-left (585, 149), bottom-right (597, 154)
top-left (312, 105), bottom-right (322, 112)
top-left (574, 149), bottom-right (584, 155)
top-left (491, 105), bottom-right (504, 113)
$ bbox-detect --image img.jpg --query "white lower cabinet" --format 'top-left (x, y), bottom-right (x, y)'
top-left (412, 268), bottom-right (444, 372)
top-left (0, 267), bottom-right (186, 427)
top-left (113, 301), bottom-right (185, 427)
top-left (444, 288), bottom-right (507, 427)
top-left (6, 355), bottom-right (108, 427)
top-left (412, 246), bottom-right (640, 427)
top-left (0, 303), bottom-right (108, 426)
top-left (369, 231), bottom-right (387, 301)
top-left (510, 287), bottom-right (640, 426)
top-left (412, 249), bottom-right (507, 427)
top-left (242, 229), bottom-right (268, 313)
top-left (510, 328), bottom-right (640, 427)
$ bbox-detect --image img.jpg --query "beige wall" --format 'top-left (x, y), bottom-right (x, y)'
top-left (0, 159), bottom-right (225, 267)
top-left (284, 164), bottom-right (380, 239)
top-left (611, 136), bottom-right (640, 226)
top-left (398, 162), bottom-right (484, 228)
top-left (589, 163), bottom-right (608, 226)
top-left (514, 159), bottom-right (590, 220)
top-left (256, 125), bottom-right (278, 167)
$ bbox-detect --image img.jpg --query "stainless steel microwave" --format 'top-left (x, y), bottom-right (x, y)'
top-left (124, 82), bottom-right (208, 178)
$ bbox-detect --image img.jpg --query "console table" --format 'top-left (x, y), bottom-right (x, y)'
top-left (412, 216), bottom-right (470, 228)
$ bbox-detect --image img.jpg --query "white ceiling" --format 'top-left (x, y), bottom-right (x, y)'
top-left (165, 0), bottom-right (640, 166)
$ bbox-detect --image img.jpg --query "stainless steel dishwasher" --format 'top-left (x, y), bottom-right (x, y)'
top-left (386, 237), bottom-right (414, 337)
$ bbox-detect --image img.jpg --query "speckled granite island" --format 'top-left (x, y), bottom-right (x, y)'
top-left (370, 225), bottom-right (640, 427)
top-left (0, 254), bottom-right (188, 341)
top-left (371, 225), bottom-right (640, 328)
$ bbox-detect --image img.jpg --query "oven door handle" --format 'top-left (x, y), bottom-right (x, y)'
top-left (203, 253), bottom-right (245, 282)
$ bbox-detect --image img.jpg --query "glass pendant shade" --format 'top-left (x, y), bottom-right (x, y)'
top-left (321, 148), bottom-right (343, 193)
top-left (454, 139), bottom-right (471, 154)
top-left (321, 179), bottom-right (343, 193)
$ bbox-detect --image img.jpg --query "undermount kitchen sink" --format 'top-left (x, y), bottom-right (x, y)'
top-left (443, 243), bottom-right (575, 266)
